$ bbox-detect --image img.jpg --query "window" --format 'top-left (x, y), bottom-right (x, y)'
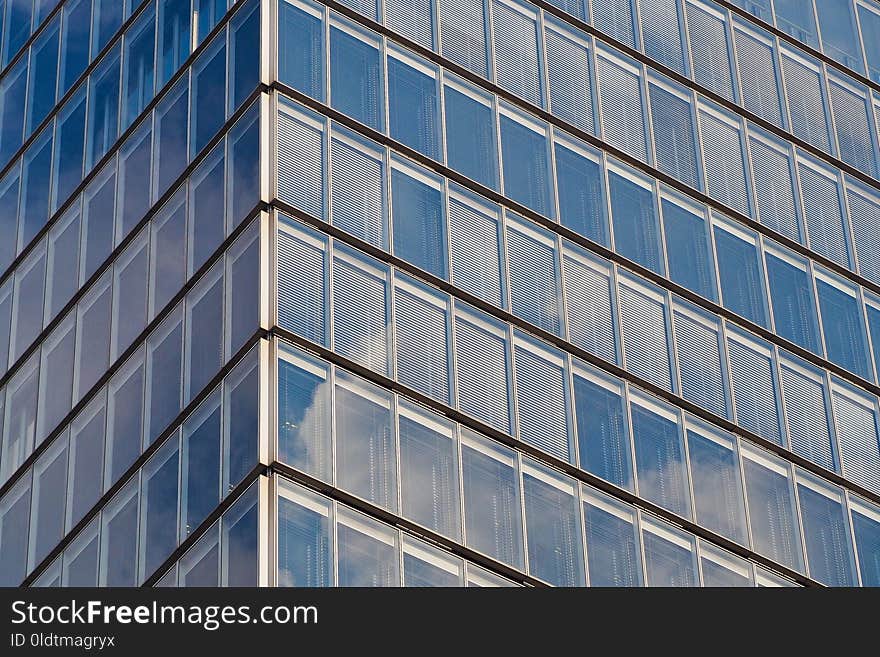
top-left (832, 383), bottom-right (880, 494)
top-left (796, 472), bottom-right (857, 586)
top-left (859, 4), bottom-right (880, 83)
top-left (779, 356), bottom-right (835, 471)
top-left (62, 519), bottom-right (98, 586)
top-left (11, 245), bottom-right (46, 363)
top-left (146, 309), bottom-right (184, 446)
top-left (337, 507), bottom-right (399, 586)
top-left (685, 0), bottom-right (735, 100)
top-left (461, 429), bottom-right (524, 569)
top-left (36, 316), bottom-right (75, 442)
top-left (851, 499), bottom-right (880, 586)
top-left (91, 0), bottom-right (123, 57)
top-left (443, 78), bottom-right (497, 189)
top-left (686, 422), bottom-right (747, 544)
top-left (196, 0), bottom-right (227, 43)
top-left (223, 349), bottom-right (259, 491)
top-left (277, 481), bottom-right (332, 586)
top-left (0, 167), bottom-right (21, 273)
top-left (563, 246), bottom-right (616, 363)
top-left (117, 120), bottom-right (153, 243)
top-left (732, 24), bottom-right (784, 126)
top-left (387, 50), bottom-right (439, 160)
top-left (514, 334), bottom-right (571, 462)
top-left (179, 523), bottom-right (219, 586)
top-left (815, 272), bottom-right (872, 380)
top-left (27, 435), bottom-right (68, 572)
top-left (828, 76), bottom-right (878, 177)
top-left (105, 350), bottom-right (146, 488)
top-left (277, 218), bottom-right (328, 346)
top-left (630, 394), bottom-right (690, 518)
top-left (122, 7), bottom-right (156, 130)
top-left (335, 372), bottom-right (397, 511)
top-left (593, 0), bottom-right (637, 48)
top-left (713, 220), bottom-right (768, 327)
top-left (774, 0), bottom-right (818, 47)
top-left (188, 143), bottom-right (226, 274)
top-left (798, 156), bottom-right (850, 267)
top-left (228, 102), bottom-right (261, 229)
top-left (394, 276), bottom-right (450, 403)
top-left (191, 34), bottom-right (227, 157)
top-left (618, 274), bottom-right (673, 391)
top-left (765, 246), bottom-right (820, 353)
top-left (582, 489), bottom-right (642, 586)
top-left (111, 230), bottom-right (150, 359)
top-left (139, 437), bottom-right (180, 583)
top-left (150, 189), bottom-right (187, 318)
top-left (220, 482), bottom-right (258, 585)
top-left (848, 181), bottom-right (880, 286)
top-left (699, 105), bottom-right (750, 217)
top-left (403, 537), bottom-right (463, 586)
top-left (0, 474), bottom-right (31, 586)
top-left (455, 306), bottom-right (511, 432)
top-left (59, 0), bottom-right (90, 95)
top-left (727, 329), bottom-right (782, 444)
top-left (815, 0), bottom-right (862, 70)
top-left (597, 49), bottom-right (648, 162)
top-left (181, 389), bottom-right (221, 539)
top-left (158, 0), bottom-right (191, 86)
top-left (19, 126), bottom-right (53, 251)
top-left (278, 346), bottom-right (330, 480)
top-left (500, 109), bottom-right (553, 217)
top-left (330, 22), bottom-right (383, 131)
top-left (81, 162), bottom-right (116, 284)
top-left (390, 159), bottom-right (446, 278)
top-left (0, 60), bottom-right (26, 166)
top-left (573, 366), bottom-right (631, 488)
top-left (398, 401), bottom-right (460, 539)
top-left (85, 46), bottom-right (121, 171)
top-left (279, 0), bottom-right (325, 100)
top-left (662, 196), bottom-right (714, 300)
top-left (229, 0), bottom-right (260, 114)
top-left (650, 77), bottom-right (702, 189)
top-left (330, 127), bottom-right (386, 248)
top-left (99, 479), bottom-right (139, 586)
top-left (609, 165), bottom-right (662, 274)
top-left (185, 263), bottom-right (223, 402)
top-left (781, 49), bottom-right (832, 151)
top-left (741, 445), bottom-right (804, 571)
top-left (642, 518), bottom-right (697, 586)
top-left (227, 222), bottom-right (260, 358)
top-left (277, 100), bottom-right (325, 219)
top-left (555, 137), bottom-right (607, 245)
top-left (0, 281), bottom-right (10, 375)
top-left (640, 0), bottom-right (686, 74)
top-left (332, 248), bottom-right (390, 375)
top-left (749, 131), bottom-right (800, 242)
top-left (26, 18), bottom-right (60, 137)
top-left (154, 77), bottom-right (190, 200)
top-left (544, 21), bottom-right (594, 133)
top-left (447, 189), bottom-right (504, 307)
top-left (673, 302), bottom-right (727, 418)
top-left (522, 460), bottom-right (585, 586)
top-left (74, 274), bottom-right (111, 403)
top-left (868, 298), bottom-right (880, 382)
top-left (506, 216), bottom-right (561, 335)
top-left (492, 0), bottom-right (542, 106)
top-left (699, 542), bottom-right (753, 586)
top-left (438, 0), bottom-right (487, 77)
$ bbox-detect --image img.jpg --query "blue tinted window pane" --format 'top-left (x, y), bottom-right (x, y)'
top-left (154, 79), bottom-right (189, 198)
top-left (798, 480), bottom-right (856, 586)
top-left (687, 429), bottom-right (747, 544)
top-left (187, 272), bottom-right (223, 401)
top-left (123, 8), bottom-right (156, 129)
top-left (182, 394), bottom-right (221, 538)
top-left (279, 0), bottom-right (324, 100)
top-left (714, 226), bottom-right (767, 326)
top-left (189, 144), bottom-right (225, 272)
top-left (500, 114), bottom-right (552, 217)
top-left (192, 37), bottom-right (227, 156)
top-left (0, 169), bottom-right (20, 271)
top-left (765, 253), bottom-right (820, 353)
top-left (774, 0), bottom-right (818, 47)
top-left (662, 199), bottom-right (714, 300)
top-left (19, 128), bottom-right (53, 249)
top-left (814, 0), bottom-right (862, 70)
top-left (100, 484), bottom-right (138, 586)
top-left (391, 167), bottom-right (446, 278)
top-left (158, 0), bottom-right (191, 86)
top-left (118, 122), bottom-right (153, 240)
top-left (867, 304), bottom-right (880, 382)
top-left (330, 27), bottom-right (382, 131)
top-left (140, 440), bottom-right (179, 581)
top-left (583, 497), bottom-right (641, 586)
top-left (229, 105), bottom-right (260, 226)
top-left (0, 478), bottom-right (31, 586)
top-left (0, 61), bottom-right (26, 166)
top-left (68, 401), bottom-right (105, 529)
top-left (816, 278), bottom-right (872, 380)
top-left (230, 0), bottom-right (260, 113)
top-left (643, 525), bottom-right (696, 586)
top-left (609, 171), bottom-right (661, 274)
top-left (221, 484), bottom-right (258, 585)
top-left (52, 90), bottom-right (86, 212)
top-left (743, 454), bottom-right (803, 571)
top-left (573, 374), bottom-right (631, 489)
top-left (60, 0), bottom-right (91, 95)
top-left (147, 314), bottom-right (183, 445)
top-left (81, 167), bottom-right (116, 282)
top-left (2, 0), bottom-right (32, 66)
top-left (107, 358), bottom-right (145, 485)
top-left (152, 191), bottom-right (186, 313)
top-left (198, 0), bottom-right (228, 43)
top-left (337, 513), bottom-right (398, 586)
top-left (91, 0), bottom-right (123, 57)
top-left (859, 6), bottom-right (880, 84)
top-left (631, 403), bottom-right (690, 518)
top-left (47, 209), bottom-right (80, 320)
top-left (444, 85), bottom-right (497, 190)
top-left (278, 356), bottom-right (330, 479)
top-left (278, 494), bottom-right (331, 586)
top-left (26, 20), bottom-right (60, 136)
top-left (852, 507), bottom-right (880, 586)
top-left (75, 278), bottom-right (111, 401)
top-left (225, 355), bottom-right (259, 489)
top-left (555, 143), bottom-right (607, 245)
top-left (86, 47), bottom-right (120, 170)
top-left (388, 56), bottom-right (439, 159)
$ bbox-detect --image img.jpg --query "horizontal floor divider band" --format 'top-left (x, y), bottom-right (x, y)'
top-left (0, 201), bottom-right (269, 504)
top-left (271, 196), bottom-right (880, 510)
top-left (269, 325), bottom-right (821, 587)
top-left (314, 0), bottom-right (880, 225)
top-left (0, 87), bottom-right (267, 394)
top-left (0, 3), bottom-right (264, 284)
top-left (20, 327), bottom-right (270, 588)
top-left (268, 89), bottom-right (880, 405)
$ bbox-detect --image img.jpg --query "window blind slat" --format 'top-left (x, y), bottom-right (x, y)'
top-left (277, 108), bottom-right (324, 219)
top-left (649, 83), bottom-right (699, 188)
top-left (686, 3), bottom-right (735, 101)
top-left (492, 1), bottom-right (542, 106)
top-left (562, 253), bottom-right (616, 363)
top-left (749, 137), bottom-right (800, 242)
top-left (673, 310), bottom-right (727, 417)
top-left (394, 287), bottom-right (449, 403)
top-left (455, 314), bottom-right (510, 432)
top-left (514, 343), bottom-right (570, 461)
top-left (618, 281), bottom-right (673, 391)
top-left (448, 198), bottom-right (504, 307)
top-left (733, 29), bottom-right (783, 126)
top-left (780, 363), bottom-right (834, 471)
top-left (277, 229), bottom-right (326, 345)
top-left (332, 257), bottom-right (388, 374)
top-left (545, 28), bottom-right (594, 134)
top-left (798, 162), bottom-right (850, 268)
top-left (833, 391), bottom-right (880, 494)
top-left (597, 55), bottom-right (647, 162)
top-left (727, 337), bottom-right (782, 444)
top-left (699, 109), bottom-right (750, 216)
top-left (330, 135), bottom-right (384, 248)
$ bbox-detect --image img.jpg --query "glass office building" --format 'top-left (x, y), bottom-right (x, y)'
top-left (2, 0), bottom-right (880, 588)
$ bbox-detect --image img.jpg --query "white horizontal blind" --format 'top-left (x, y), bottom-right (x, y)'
top-left (492, 0), bottom-right (543, 107)
top-left (833, 387), bottom-right (880, 494)
top-left (394, 284), bottom-right (450, 403)
top-left (592, 0), bottom-right (636, 48)
top-left (749, 135), bottom-right (800, 242)
top-left (648, 82), bottom-right (699, 188)
top-left (277, 105), bottom-right (325, 219)
top-left (386, 0), bottom-right (434, 48)
top-left (733, 27), bottom-right (783, 126)
top-left (448, 196), bottom-right (504, 307)
top-left (438, 0), bottom-right (488, 77)
top-left (514, 338), bottom-right (570, 461)
top-left (597, 53), bottom-right (647, 161)
top-left (779, 361), bottom-right (834, 471)
top-left (828, 79), bottom-right (878, 177)
top-left (332, 254), bottom-right (389, 374)
top-left (330, 133), bottom-right (385, 248)
top-left (506, 220), bottom-right (561, 335)
top-left (699, 108), bottom-right (750, 216)
top-left (685, 1), bottom-right (735, 101)
top-left (618, 278), bottom-right (672, 391)
top-left (562, 249), bottom-right (616, 363)
top-left (727, 334), bottom-right (781, 444)
top-left (335, 0), bottom-right (377, 20)
top-left (798, 160), bottom-right (850, 267)
top-left (780, 51), bottom-right (831, 152)
top-left (847, 185), bottom-right (880, 286)
top-left (673, 308), bottom-right (727, 418)
top-left (544, 25), bottom-right (594, 134)
top-left (277, 225), bottom-right (327, 345)
top-left (639, 0), bottom-right (686, 74)
top-left (455, 311), bottom-right (511, 432)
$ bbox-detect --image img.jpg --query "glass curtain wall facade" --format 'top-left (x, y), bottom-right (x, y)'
top-left (4, 0), bottom-right (880, 587)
